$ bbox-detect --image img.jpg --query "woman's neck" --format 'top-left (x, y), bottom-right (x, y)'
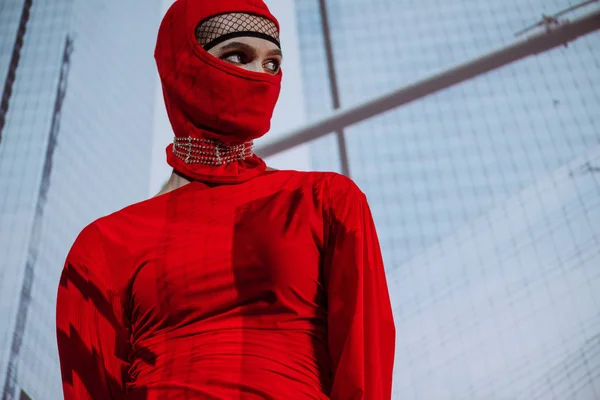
top-left (154, 171), bottom-right (191, 197)
top-left (154, 167), bottom-right (277, 197)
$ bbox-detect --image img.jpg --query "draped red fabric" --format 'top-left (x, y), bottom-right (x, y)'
top-left (155, 0), bottom-right (282, 183)
top-left (56, 172), bottom-right (396, 399)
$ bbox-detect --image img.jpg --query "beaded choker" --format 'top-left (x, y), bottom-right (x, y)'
top-left (172, 137), bottom-right (254, 166)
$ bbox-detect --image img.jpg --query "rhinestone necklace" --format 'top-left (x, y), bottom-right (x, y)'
top-left (172, 137), bottom-right (254, 166)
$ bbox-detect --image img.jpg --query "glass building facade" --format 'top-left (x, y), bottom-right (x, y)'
top-left (295, 0), bottom-right (600, 398)
top-left (0, 0), bottom-right (160, 398)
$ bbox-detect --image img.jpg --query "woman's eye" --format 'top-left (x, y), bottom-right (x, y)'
top-left (222, 53), bottom-right (245, 64)
top-left (264, 60), bottom-right (280, 73)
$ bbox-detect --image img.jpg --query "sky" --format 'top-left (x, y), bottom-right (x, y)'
top-left (148, 0), bottom-right (311, 195)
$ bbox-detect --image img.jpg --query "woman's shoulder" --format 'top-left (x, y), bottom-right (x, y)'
top-left (68, 201), bottom-right (150, 259)
top-left (294, 170), bottom-right (364, 199)
top-left (266, 170), bottom-right (366, 210)
top-left (267, 169), bottom-right (360, 191)
top-left (66, 220), bottom-right (107, 267)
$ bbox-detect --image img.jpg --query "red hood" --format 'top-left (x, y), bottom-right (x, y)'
top-left (154, 0), bottom-right (282, 183)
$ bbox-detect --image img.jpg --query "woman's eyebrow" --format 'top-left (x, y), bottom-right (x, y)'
top-left (219, 41), bottom-right (256, 54)
top-left (267, 49), bottom-right (283, 58)
top-left (218, 41), bottom-right (282, 58)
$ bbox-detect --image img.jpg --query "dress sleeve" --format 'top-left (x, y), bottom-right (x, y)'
top-left (56, 224), bottom-right (129, 399)
top-left (324, 175), bottom-right (396, 400)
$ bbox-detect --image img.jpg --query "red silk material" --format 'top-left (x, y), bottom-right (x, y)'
top-left (155, 0), bottom-right (282, 183)
top-left (56, 172), bottom-right (396, 399)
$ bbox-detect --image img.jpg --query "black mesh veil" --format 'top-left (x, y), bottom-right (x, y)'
top-left (196, 13), bottom-right (280, 51)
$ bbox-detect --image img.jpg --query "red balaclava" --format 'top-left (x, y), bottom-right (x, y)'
top-left (155, 0), bottom-right (282, 183)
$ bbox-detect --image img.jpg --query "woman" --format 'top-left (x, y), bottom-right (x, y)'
top-left (56, 0), bottom-right (396, 398)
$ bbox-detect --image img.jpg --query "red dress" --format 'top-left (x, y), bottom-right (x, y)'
top-left (56, 170), bottom-right (395, 399)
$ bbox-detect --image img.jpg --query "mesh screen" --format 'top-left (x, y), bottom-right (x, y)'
top-left (196, 12), bottom-right (280, 50)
